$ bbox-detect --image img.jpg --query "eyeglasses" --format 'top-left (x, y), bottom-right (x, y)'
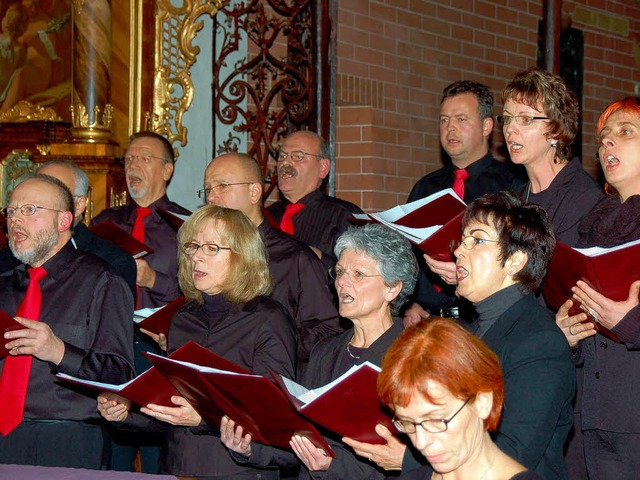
top-left (392, 398), bottom-right (470, 434)
top-left (495, 115), bottom-right (549, 126)
top-left (182, 242), bottom-right (231, 256)
top-left (197, 183), bottom-right (254, 199)
top-left (3, 204), bottom-right (65, 219)
top-left (329, 266), bottom-right (382, 283)
top-left (449, 235), bottom-right (500, 253)
top-left (123, 154), bottom-right (168, 166)
top-left (276, 150), bottom-right (322, 163)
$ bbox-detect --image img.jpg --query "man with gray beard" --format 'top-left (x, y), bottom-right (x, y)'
top-left (266, 131), bottom-right (362, 270)
top-left (90, 131), bottom-right (190, 473)
top-left (0, 174), bottom-right (134, 468)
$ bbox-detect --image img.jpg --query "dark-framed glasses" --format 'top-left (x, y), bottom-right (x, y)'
top-left (2, 204), bottom-right (65, 219)
top-left (328, 266), bottom-right (382, 283)
top-left (196, 183), bottom-right (254, 199)
top-left (276, 150), bottom-right (322, 163)
top-left (182, 242), bottom-right (231, 256)
top-left (495, 115), bottom-right (549, 127)
top-left (123, 154), bottom-right (168, 166)
top-left (392, 398), bottom-right (470, 434)
top-left (449, 235), bottom-right (500, 254)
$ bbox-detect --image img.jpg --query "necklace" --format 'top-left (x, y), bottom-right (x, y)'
top-left (346, 333), bottom-right (362, 359)
top-left (437, 447), bottom-right (497, 480)
top-left (525, 181), bottom-right (531, 202)
top-left (346, 342), bottom-right (361, 359)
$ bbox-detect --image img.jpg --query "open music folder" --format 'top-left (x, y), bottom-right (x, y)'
top-left (352, 189), bottom-right (465, 260)
top-left (143, 342), bottom-right (334, 456)
top-left (134, 296), bottom-right (186, 336)
top-left (271, 361), bottom-right (395, 444)
top-left (542, 238), bottom-right (640, 342)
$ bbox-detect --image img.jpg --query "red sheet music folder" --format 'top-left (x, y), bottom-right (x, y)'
top-left (144, 341), bottom-right (334, 456)
top-left (271, 362), bottom-right (395, 444)
top-left (542, 239), bottom-right (640, 342)
top-left (89, 220), bottom-right (154, 258)
top-left (351, 190), bottom-right (465, 261)
top-left (135, 296), bottom-right (186, 336)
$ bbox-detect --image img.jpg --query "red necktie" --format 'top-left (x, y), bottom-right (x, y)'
top-left (0, 266), bottom-right (48, 436)
top-left (131, 207), bottom-right (152, 308)
top-left (280, 203), bottom-right (304, 235)
top-left (452, 168), bottom-right (469, 200)
top-left (131, 207), bottom-right (153, 244)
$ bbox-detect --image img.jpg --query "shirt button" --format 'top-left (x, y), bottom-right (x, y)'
top-left (595, 372), bottom-right (600, 379)
top-left (599, 342), bottom-right (608, 349)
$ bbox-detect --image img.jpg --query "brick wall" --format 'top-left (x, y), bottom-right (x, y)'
top-left (333, 0), bottom-right (640, 211)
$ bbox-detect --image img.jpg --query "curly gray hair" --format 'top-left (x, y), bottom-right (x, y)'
top-left (334, 223), bottom-right (418, 315)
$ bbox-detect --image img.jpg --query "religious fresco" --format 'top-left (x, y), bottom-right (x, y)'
top-left (0, 0), bottom-right (72, 119)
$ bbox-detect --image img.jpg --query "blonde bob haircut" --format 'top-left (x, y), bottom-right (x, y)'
top-left (177, 205), bottom-right (272, 304)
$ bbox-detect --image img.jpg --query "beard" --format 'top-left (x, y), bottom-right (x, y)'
top-left (10, 225), bottom-right (59, 266)
top-left (128, 183), bottom-right (147, 200)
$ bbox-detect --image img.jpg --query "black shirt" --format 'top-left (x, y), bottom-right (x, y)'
top-left (0, 242), bottom-right (135, 422)
top-left (259, 221), bottom-right (342, 375)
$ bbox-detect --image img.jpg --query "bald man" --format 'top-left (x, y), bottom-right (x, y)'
top-left (0, 174), bottom-right (134, 468)
top-left (267, 131), bottom-right (362, 269)
top-left (203, 153), bottom-right (342, 376)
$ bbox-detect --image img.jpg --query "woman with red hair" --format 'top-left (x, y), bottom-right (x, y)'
top-left (555, 96), bottom-right (640, 479)
top-left (379, 318), bottom-right (542, 480)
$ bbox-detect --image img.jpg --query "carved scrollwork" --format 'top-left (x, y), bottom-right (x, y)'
top-left (152, 0), bottom-right (224, 150)
top-left (213, 0), bottom-right (317, 175)
top-left (0, 101), bottom-right (61, 123)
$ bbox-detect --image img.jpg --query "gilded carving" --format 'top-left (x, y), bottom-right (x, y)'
top-left (0, 101), bottom-right (61, 123)
top-left (0, 150), bottom-right (35, 206)
top-left (152, 0), bottom-right (223, 150)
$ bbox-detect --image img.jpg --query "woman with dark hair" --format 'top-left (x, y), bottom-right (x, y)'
top-left (98, 205), bottom-right (296, 479)
top-left (449, 191), bottom-right (574, 479)
top-left (220, 223), bottom-right (418, 480)
top-left (555, 96), bottom-right (640, 479)
top-left (498, 68), bottom-right (602, 245)
top-left (379, 318), bottom-right (542, 480)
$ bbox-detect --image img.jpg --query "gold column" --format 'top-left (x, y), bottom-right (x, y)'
top-left (70, 0), bottom-right (113, 142)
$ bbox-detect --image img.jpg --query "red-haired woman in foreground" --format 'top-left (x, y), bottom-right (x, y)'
top-left (379, 318), bottom-right (543, 480)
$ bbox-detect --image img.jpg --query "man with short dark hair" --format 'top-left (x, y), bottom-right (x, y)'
top-left (0, 174), bottom-right (134, 469)
top-left (203, 153), bottom-right (342, 376)
top-left (404, 81), bottom-right (522, 325)
top-left (267, 131), bottom-right (362, 269)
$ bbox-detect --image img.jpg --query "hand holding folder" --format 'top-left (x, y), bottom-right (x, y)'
top-left (143, 341), bottom-right (334, 456)
top-left (542, 238), bottom-right (640, 342)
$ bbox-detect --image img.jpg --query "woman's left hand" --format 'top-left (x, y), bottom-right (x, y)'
top-left (290, 435), bottom-right (332, 472)
top-left (572, 280), bottom-right (640, 330)
top-left (141, 395), bottom-right (202, 426)
top-left (342, 424), bottom-right (405, 470)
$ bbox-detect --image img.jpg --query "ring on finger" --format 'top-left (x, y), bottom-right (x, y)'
top-left (569, 325), bottom-right (576, 336)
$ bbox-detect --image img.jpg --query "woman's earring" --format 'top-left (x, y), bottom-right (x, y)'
top-left (551, 140), bottom-right (558, 148)
top-left (508, 268), bottom-right (515, 276)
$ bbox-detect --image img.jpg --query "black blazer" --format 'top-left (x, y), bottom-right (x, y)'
top-left (482, 294), bottom-right (575, 480)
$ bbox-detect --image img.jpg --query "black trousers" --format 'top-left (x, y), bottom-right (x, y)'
top-left (0, 420), bottom-right (103, 469)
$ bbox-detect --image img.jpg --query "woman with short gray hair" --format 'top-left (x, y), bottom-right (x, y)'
top-left (221, 223), bottom-right (418, 479)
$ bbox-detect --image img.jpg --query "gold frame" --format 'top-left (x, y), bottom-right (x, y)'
top-left (132, 0), bottom-right (223, 151)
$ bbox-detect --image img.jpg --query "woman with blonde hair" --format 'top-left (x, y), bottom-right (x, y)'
top-left (99, 205), bottom-right (296, 479)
